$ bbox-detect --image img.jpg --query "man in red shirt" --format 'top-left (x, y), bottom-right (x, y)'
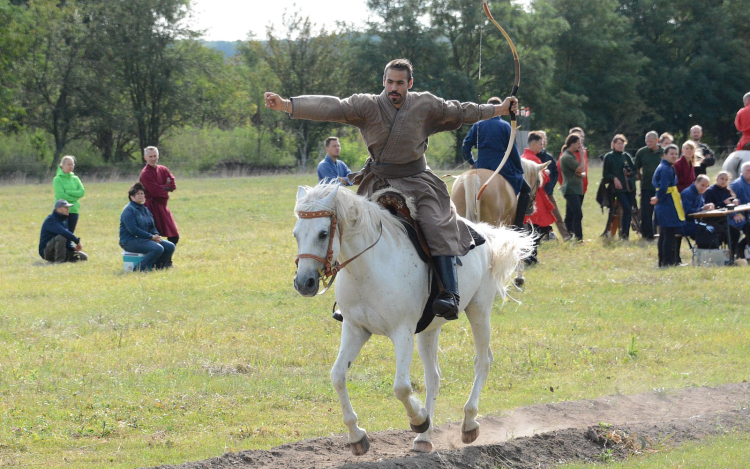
top-left (139, 146), bottom-right (180, 247)
top-left (735, 92), bottom-right (750, 151)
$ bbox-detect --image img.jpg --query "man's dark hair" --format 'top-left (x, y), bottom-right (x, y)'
top-left (384, 58), bottom-right (413, 82)
top-left (663, 144), bottom-right (679, 155)
top-left (569, 126), bottom-right (585, 136)
top-left (562, 133), bottom-right (581, 153)
top-left (128, 182), bottom-right (146, 201)
top-left (528, 131), bottom-right (544, 145)
top-left (487, 96), bottom-right (502, 105)
top-left (325, 137), bottom-right (339, 147)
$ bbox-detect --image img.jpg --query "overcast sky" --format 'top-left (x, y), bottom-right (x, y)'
top-left (190, 0), bottom-right (530, 41)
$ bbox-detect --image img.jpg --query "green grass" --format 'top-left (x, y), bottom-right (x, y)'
top-left (0, 166), bottom-right (748, 468)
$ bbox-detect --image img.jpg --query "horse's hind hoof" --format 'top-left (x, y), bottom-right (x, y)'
top-left (350, 435), bottom-right (370, 456)
top-left (514, 277), bottom-right (525, 288)
top-left (461, 425), bottom-right (480, 444)
top-left (411, 440), bottom-right (433, 453)
top-left (410, 415), bottom-right (431, 434)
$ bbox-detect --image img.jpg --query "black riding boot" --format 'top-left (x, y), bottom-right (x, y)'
top-left (513, 182), bottom-right (532, 229)
top-left (432, 255), bottom-right (460, 320)
top-left (674, 237), bottom-right (683, 265)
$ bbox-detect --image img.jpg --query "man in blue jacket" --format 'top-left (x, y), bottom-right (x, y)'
top-left (317, 137), bottom-right (352, 185)
top-left (462, 97), bottom-right (529, 228)
top-left (39, 199), bottom-right (88, 262)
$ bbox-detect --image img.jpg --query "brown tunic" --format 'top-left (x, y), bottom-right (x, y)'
top-left (291, 91), bottom-right (495, 256)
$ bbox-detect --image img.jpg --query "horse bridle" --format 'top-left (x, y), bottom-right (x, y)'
top-left (295, 209), bottom-right (382, 294)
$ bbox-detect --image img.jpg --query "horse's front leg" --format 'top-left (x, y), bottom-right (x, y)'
top-left (331, 321), bottom-right (372, 455)
top-left (390, 329), bottom-right (430, 436)
top-left (412, 327), bottom-right (442, 453)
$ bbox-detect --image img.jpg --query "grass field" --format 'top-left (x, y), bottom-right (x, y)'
top-left (1, 166), bottom-right (748, 468)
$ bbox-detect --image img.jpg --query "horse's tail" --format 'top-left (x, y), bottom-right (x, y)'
top-left (463, 172), bottom-right (481, 223)
top-left (479, 223), bottom-right (535, 299)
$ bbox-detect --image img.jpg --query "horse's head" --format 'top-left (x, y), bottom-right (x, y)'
top-left (522, 159), bottom-right (551, 215)
top-left (293, 185), bottom-right (342, 296)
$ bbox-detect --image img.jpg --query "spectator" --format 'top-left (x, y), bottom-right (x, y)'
top-left (560, 133), bottom-right (586, 241)
top-left (634, 131), bottom-right (663, 240)
top-left (651, 144), bottom-right (684, 267)
top-left (522, 131), bottom-right (556, 262)
top-left (317, 136), bottom-right (352, 185)
top-left (679, 175), bottom-right (715, 258)
top-left (119, 182), bottom-right (175, 272)
top-left (729, 162), bottom-right (750, 260)
top-left (139, 146), bottom-right (180, 247)
top-left (734, 92), bottom-right (750, 151)
top-left (602, 134), bottom-right (637, 240)
top-left (689, 125), bottom-right (715, 176)
top-left (673, 141), bottom-right (697, 192)
top-left (52, 155), bottom-right (85, 233)
top-left (536, 130), bottom-right (570, 240)
top-left (39, 199), bottom-right (88, 263)
top-left (462, 97), bottom-right (529, 228)
top-left (558, 127), bottom-right (589, 201)
top-left (704, 171), bottom-right (745, 258)
top-left (659, 132), bottom-right (674, 148)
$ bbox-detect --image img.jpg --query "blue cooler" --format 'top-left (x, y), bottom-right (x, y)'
top-left (123, 251), bottom-right (145, 272)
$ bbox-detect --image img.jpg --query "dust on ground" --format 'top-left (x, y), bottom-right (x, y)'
top-left (151, 382), bottom-right (750, 469)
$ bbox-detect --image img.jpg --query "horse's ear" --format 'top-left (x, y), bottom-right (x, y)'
top-left (539, 161), bottom-right (551, 171)
top-left (320, 184), bottom-right (340, 209)
top-left (296, 186), bottom-right (308, 201)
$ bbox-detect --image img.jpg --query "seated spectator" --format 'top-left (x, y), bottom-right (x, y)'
top-left (704, 171), bottom-right (745, 258)
top-left (729, 162), bottom-right (750, 260)
top-left (120, 182), bottom-right (175, 271)
top-left (674, 141), bottom-right (697, 192)
top-left (680, 175), bottom-right (715, 241)
top-left (39, 199), bottom-right (88, 263)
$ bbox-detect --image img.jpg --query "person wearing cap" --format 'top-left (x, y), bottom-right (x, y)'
top-left (120, 182), bottom-right (175, 271)
top-left (39, 199), bottom-right (88, 263)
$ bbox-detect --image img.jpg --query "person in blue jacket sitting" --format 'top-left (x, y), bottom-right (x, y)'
top-left (120, 182), bottom-right (175, 271)
top-left (680, 175), bottom-right (715, 242)
top-left (39, 199), bottom-right (88, 263)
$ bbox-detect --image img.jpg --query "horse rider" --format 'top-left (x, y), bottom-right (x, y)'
top-left (265, 58), bottom-right (518, 320)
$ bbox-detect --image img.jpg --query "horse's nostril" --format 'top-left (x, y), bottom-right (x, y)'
top-left (305, 278), bottom-right (316, 290)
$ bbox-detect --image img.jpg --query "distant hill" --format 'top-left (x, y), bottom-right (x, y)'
top-left (202, 41), bottom-right (242, 57)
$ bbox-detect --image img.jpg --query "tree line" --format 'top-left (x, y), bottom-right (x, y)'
top-left (2, 0), bottom-right (749, 175)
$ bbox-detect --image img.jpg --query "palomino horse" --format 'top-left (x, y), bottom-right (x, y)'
top-left (293, 184), bottom-right (533, 455)
top-left (451, 159), bottom-right (550, 285)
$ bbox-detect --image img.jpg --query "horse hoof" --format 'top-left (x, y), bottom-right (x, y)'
top-left (350, 435), bottom-right (370, 456)
top-left (410, 415), bottom-right (431, 434)
top-left (412, 440), bottom-right (433, 453)
top-left (514, 277), bottom-right (525, 288)
top-left (461, 426), bottom-right (480, 444)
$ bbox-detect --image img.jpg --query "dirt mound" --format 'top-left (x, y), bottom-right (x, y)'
top-left (150, 382), bottom-right (750, 469)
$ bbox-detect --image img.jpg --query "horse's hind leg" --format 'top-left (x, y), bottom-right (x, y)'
top-left (413, 328), bottom-right (442, 453)
top-left (462, 300), bottom-right (494, 444)
top-left (390, 330), bottom-right (430, 437)
top-left (331, 322), bottom-right (372, 455)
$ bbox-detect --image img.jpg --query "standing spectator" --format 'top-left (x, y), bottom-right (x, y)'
top-left (522, 131), bottom-right (556, 262)
top-left (704, 171), bottom-right (744, 258)
top-left (536, 130), bottom-right (570, 240)
top-left (462, 97), bottom-right (529, 228)
top-left (650, 144), bottom-right (685, 267)
top-left (659, 132), bottom-right (674, 148)
top-left (558, 127), bottom-right (589, 201)
top-left (734, 92), bottom-right (750, 151)
top-left (602, 134), bottom-right (637, 240)
top-left (39, 199), bottom-right (88, 263)
top-left (120, 182), bottom-right (175, 271)
top-left (139, 146), bottom-right (180, 247)
top-left (689, 125), bottom-right (715, 176)
top-left (673, 141), bottom-right (697, 192)
top-left (729, 162), bottom-right (750, 259)
top-left (634, 131), bottom-right (663, 240)
top-left (560, 134), bottom-right (586, 241)
top-left (52, 155), bottom-right (85, 234)
top-left (317, 136), bottom-right (352, 185)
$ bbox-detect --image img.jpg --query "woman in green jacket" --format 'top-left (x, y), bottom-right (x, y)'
top-left (53, 155), bottom-right (85, 233)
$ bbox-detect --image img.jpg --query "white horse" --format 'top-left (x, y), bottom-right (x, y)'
top-left (722, 150), bottom-right (750, 179)
top-left (293, 184), bottom-right (534, 455)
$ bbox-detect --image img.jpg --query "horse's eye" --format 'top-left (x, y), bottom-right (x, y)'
top-left (318, 230), bottom-right (328, 240)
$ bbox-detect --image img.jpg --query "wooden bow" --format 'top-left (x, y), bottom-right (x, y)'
top-left (477, 0), bottom-right (521, 201)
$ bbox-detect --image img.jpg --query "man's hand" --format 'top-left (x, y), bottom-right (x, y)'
top-left (613, 179), bottom-right (623, 190)
top-left (338, 177), bottom-right (348, 185)
top-left (74, 242), bottom-right (82, 252)
top-left (650, 197), bottom-right (658, 206)
top-left (264, 92), bottom-right (289, 112)
top-left (734, 213), bottom-right (745, 223)
top-left (493, 97), bottom-right (518, 116)
top-left (702, 203), bottom-right (715, 211)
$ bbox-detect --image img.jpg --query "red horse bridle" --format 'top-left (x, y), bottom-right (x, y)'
top-left (295, 209), bottom-right (382, 295)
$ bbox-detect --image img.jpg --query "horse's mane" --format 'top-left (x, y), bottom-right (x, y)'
top-left (295, 184), bottom-right (405, 240)
top-left (521, 158), bottom-right (540, 186)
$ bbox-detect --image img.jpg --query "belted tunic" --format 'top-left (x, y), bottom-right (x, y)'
top-left (290, 91), bottom-right (495, 256)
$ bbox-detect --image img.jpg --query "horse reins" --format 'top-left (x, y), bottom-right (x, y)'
top-left (295, 209), bottom-right (383, 294)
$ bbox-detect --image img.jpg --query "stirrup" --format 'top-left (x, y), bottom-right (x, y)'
top-left (433, 292), bottom-right (459, 320)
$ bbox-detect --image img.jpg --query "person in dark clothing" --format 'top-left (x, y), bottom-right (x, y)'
top-left (602, 134), bottom-right (637, 240)
top-left (703, 171), bottom-right (745, 258)
top-left (689, 125), bottom-right (715, 177)
top-left (39, 199), bottom-right (88, 263)
top-left (651, 145), bottom-right (685, 267)
top-left (462, 97), bottom-right (529, 228)
top-left (120, 182), bottom-right (175, 271)
top-left (634, 131), bottom-right (663, 240)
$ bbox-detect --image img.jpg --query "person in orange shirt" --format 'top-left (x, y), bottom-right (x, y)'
top-left (735, 92), bottom-right (750, 151)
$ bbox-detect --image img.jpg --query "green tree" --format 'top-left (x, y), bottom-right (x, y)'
top-left (0, 0), bottom-right (33, 130)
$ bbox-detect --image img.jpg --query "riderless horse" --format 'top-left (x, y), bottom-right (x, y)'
top-left (293, 184), bottom-right (533, 455)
